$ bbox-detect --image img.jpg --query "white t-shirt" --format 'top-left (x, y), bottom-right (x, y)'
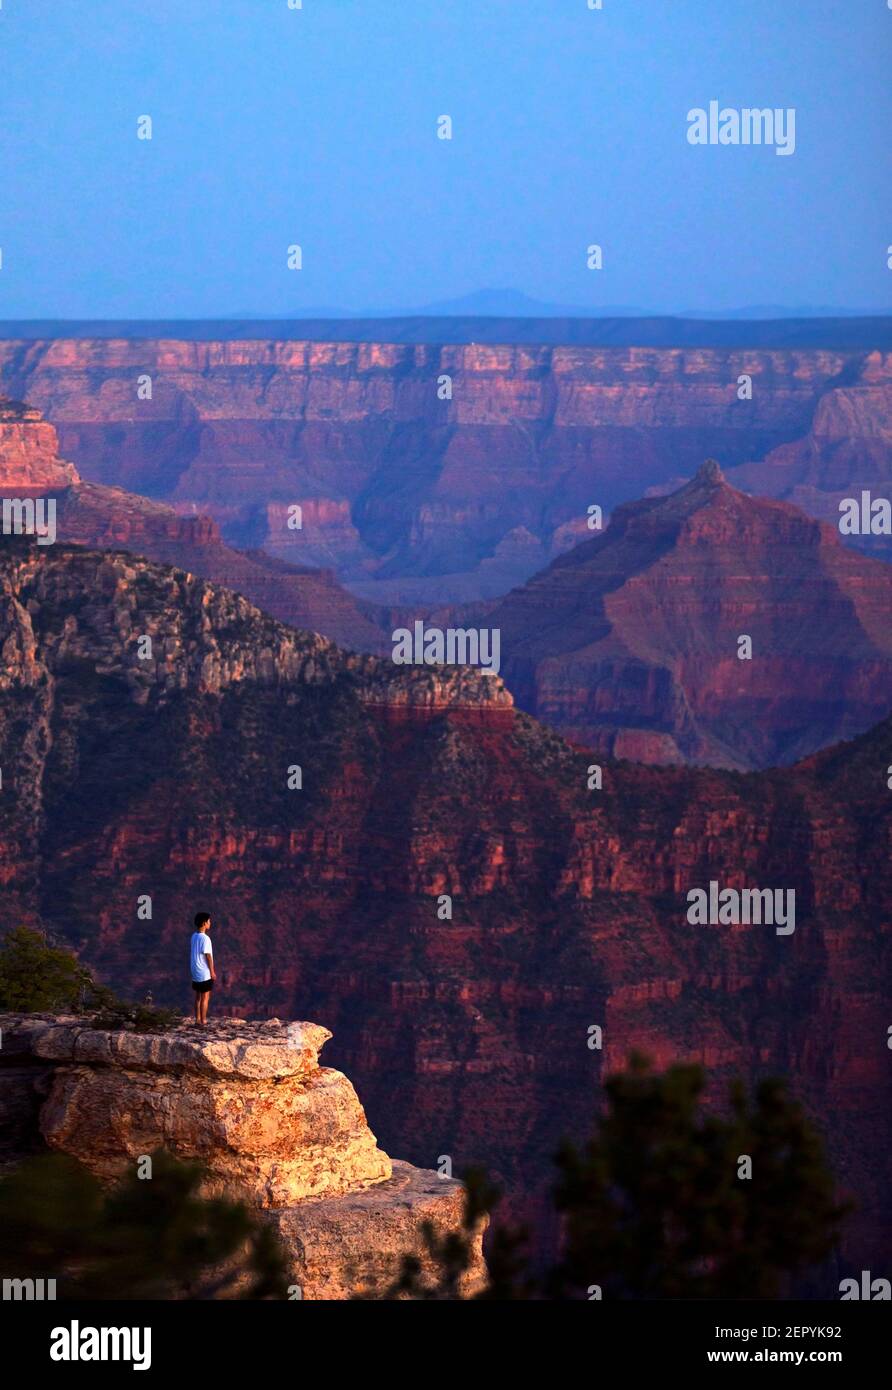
top-left (190, 932), bottom-right (213, 982)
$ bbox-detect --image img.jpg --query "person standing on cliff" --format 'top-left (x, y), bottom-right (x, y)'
top-left (190, 912), bottom-right (217, 1025)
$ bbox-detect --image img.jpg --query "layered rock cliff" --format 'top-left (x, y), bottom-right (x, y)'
top-left (0, 538), bottom-right (888, 1275)
top-left (0, 1013), bottom-right (485, 1299)
top-left (0, 338), bottom-right (867, 603)
top-left (727, 350), bottom-right (892, 557)
top-left (0, 398), bottom-right (388, 654)
top-left (476, 461), bottom-right (892, 768)
top-left (0, 398), bottom-right (80, 490)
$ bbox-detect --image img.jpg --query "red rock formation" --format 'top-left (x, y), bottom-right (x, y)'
top-left (0, 398), bottom-right (388, 655)
top-left (0, 538), bottom-right (888, 1277)
top-left (480, 462), bottom-right (892, 769)
top-left (727, 350), bottom-right (892, 556)
top-left (0, 398), bottom-right (80, 490)
top-left (0, 338), bottom-right (862, 603)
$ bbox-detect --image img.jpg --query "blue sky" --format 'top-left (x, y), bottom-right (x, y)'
top-left (0, 0), bottom-right (890, 317)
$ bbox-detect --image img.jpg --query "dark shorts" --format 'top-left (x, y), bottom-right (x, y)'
top-left (191, 979), bottom-right (213, 994)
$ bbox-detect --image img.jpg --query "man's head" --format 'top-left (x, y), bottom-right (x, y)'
top-left (194, 911), bottom-right (211, 933)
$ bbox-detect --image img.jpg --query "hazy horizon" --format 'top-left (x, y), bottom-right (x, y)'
top-left (4, 290), bottom-right (892, 325)
top-left (1, 0), bottom-right (890, 320)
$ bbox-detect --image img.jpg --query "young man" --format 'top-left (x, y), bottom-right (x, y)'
top-left (190, 912), bottom-right (217, 1025)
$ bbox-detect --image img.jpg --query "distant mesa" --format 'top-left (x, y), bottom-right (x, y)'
top-left (3, 398), bottom-right (890, 770)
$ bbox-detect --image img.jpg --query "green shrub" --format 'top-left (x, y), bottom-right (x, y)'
top-left (0, 925), bottom-right (177, 1030)
top-left (0, 925), bottom-right (94, 1012)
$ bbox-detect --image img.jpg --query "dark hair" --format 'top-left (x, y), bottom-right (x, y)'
top-left (194, 912), bottom-right (211, 930)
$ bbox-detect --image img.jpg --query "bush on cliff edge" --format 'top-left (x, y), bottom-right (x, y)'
top-left (0, 925), bottom-right (177, 1030)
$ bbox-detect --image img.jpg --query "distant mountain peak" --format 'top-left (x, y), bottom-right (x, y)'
top-left (485, 472), bottom-right (892, 770)
top-left (695, 458), bottom-right (725, 486)
top-left (609, 459), bottom-right (740, 539)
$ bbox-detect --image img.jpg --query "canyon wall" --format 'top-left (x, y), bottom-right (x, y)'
top-left (2, 338), bottom-right (883, 603)
top-left (0, 538), bottom-right (888, 1276)
top-left (0, 398), bottom-right (389, 655)
top-left (727, 350), bottom-right (892, 557)
top-left (0, 1013), bottom-right (486, 1299)
top-left (6, 394), bottom-right (891, 771)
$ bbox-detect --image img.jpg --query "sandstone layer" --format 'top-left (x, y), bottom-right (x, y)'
top-left (0, 1014), bottom-right (486, 1299)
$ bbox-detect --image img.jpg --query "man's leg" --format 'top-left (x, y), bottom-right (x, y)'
top-left (200, 989), bottom-right (210, 1024)
top-left (193, 988), bottom-right (201, 1024)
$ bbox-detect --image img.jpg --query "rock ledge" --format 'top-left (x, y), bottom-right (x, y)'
top-left (0, 1013), bottom-right (486, 1299)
